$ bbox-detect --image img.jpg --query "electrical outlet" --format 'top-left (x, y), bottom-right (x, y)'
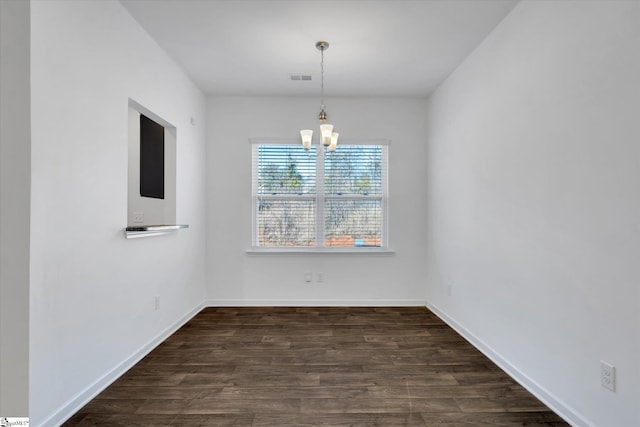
top-left (304, 272), bottom-right (312, 283)
top-left (316, 272), bottom-right (324, 283)
top-left (134, 212), bottom-right (144, 223)
top-left (154, 296), bottom-right (160, 311)
top-left (600, 361), bottom-right (615, 391)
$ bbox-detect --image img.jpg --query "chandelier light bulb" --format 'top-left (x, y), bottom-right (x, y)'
top-left (300, 130), bottom-right (313, 150)
top-left (320, 124), bottom-right (334, 146)
top-left (328, 132), bottom-right (339, 152)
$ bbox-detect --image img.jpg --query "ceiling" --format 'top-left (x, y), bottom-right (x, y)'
top-left (120, 0), bottom-right (518, 98)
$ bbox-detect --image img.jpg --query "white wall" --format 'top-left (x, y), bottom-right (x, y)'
top-left (207, 97), bottom-right (428, 305)
top-left (425, 1), bottom-right (640, 426)
top-left (0, 0), bottom-right (31, 417)
top-left (29, 1), bottom-right (207, 425)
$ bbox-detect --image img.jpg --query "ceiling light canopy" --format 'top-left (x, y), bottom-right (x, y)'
top-left (300, 41), bottom-right (338, 152)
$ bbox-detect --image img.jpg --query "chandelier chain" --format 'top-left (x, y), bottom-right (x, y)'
top-left (320, 48), bottom-right (325, 109)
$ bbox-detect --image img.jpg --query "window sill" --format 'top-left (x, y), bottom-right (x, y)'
top-left (246, 247), bottom-right (395, 256)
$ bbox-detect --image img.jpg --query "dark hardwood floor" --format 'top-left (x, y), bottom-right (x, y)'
top-left (63, 307), bottom-right (569, 426)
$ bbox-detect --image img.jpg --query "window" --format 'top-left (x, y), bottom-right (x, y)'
top-left (252, 140), bottom-right (388, 250)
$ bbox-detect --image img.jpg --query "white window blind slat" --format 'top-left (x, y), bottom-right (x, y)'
top-left (324, 145), bottom-right (384, 196)
top-left (256, 145), bottom-right (316, 195)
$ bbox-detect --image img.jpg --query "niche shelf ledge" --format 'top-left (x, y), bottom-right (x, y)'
top-left (124, 224), bottom-right (189, 239)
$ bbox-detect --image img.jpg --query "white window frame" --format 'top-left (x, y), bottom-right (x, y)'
top-left (249, 138), bottom-right (392, 254)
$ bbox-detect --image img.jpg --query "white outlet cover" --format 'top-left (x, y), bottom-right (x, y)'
top-left (600, 361), bottom-right (615, 392)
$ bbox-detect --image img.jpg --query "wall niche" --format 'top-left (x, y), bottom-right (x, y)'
top-left (126, 99), bottom-right (182, 237)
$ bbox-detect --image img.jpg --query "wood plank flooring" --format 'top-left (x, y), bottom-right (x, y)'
top-left (63, 307), bottom-right (569, 426)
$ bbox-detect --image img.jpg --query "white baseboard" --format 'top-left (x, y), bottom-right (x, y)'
top-left (205, 299), bottom-right (426, 307)
top-left (41, 302), bottom-right (205, 427)
top-left (426, 301), bottom-right (593, 427)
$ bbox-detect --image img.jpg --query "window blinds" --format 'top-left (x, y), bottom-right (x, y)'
top-left (253, 143), bottom-right (387, 248)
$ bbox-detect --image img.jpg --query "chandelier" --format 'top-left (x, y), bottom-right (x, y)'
top-left (300, 41), bottom-right (338, 152)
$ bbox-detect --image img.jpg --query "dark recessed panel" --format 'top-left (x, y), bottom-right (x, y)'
top-left (140, 114), bottom-right (164, 199)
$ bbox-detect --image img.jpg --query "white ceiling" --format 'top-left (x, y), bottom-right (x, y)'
top-left (120, 0), bottom-right (518, 97)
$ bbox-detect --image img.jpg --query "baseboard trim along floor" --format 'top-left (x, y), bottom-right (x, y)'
top-left (206, 299), bottom-right (427, 307)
